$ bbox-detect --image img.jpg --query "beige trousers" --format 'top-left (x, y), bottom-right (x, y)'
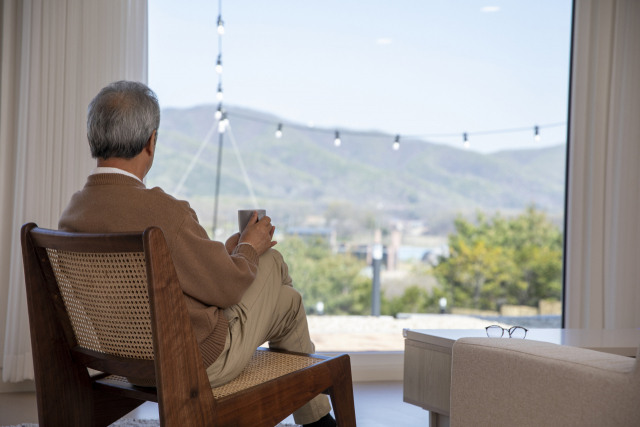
top-left (206, 249), bottom-right (332, 425)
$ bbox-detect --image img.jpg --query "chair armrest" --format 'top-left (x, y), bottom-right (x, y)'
top-left (450, 338), bottom-right (639, 427)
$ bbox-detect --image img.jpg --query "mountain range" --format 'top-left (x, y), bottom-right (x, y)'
top-left (146, 105), bottom-right (566, 235)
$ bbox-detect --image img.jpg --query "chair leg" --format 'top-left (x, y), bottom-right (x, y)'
top-left (35, 369), bottom-right (95, 427)
top-left (328, 357), bottom-right (357, 427)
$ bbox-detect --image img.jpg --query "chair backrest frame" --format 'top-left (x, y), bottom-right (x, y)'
top-left (21, 223), bottom-right (216, 426)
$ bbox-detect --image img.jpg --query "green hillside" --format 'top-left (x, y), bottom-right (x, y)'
top-left (146, 104), bottom-right (566, 235)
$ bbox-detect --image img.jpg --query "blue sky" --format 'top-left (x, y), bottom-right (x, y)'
top-left (149, 0), bottom-right (573, 153)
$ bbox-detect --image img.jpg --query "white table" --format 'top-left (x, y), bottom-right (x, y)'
top-left (403, 328), bottom-right (640, 427)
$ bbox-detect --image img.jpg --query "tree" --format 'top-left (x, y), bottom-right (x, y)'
top-left (380, 285), bottom-right (451, 317)
top-left (433, 206), bottom-right (563, 311)
top-left (277, 236), bottom-right (372, 315)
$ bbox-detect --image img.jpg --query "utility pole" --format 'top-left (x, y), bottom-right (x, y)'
top-left (371, 243), bottom-right (383, 316)
top-left (212, 0), bottom-right (225, 236)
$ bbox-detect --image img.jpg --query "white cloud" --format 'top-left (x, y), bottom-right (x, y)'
top-left (481, 6), bottom-right (501, 12)
top-left (376, 38), bottom-right (392, 45)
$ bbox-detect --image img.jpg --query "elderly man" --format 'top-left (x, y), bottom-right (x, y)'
top-left (58, 80), bottom-right (335, 427)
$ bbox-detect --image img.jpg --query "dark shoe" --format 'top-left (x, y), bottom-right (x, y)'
top-left (302, 413), bottom-right (336, 427)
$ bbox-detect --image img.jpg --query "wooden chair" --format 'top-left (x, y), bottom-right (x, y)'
top-left (20, 223), bottom-right (356, 427)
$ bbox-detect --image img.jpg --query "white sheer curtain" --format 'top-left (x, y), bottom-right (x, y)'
top-left (565, 0), bottom-right (640, 329)
top-left (1, 0), bottom-right (148, 383)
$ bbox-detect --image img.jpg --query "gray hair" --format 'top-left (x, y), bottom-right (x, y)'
top-left (87, 81), bottom-right (160, 159)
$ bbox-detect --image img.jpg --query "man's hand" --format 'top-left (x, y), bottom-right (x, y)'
top-left (225, 232), bottom-right (241, 255)
top-left (239, 211), bottom-right (277, 256)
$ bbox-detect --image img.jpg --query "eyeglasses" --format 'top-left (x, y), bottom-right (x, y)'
top-left (485, 325), bottom-right (528, 339)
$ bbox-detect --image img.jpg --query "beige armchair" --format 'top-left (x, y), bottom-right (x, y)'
top-left (450, 337), bottom-right (640, 426)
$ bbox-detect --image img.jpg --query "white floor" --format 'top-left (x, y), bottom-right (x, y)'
top-left (0, 381), bottom-right (430, 427)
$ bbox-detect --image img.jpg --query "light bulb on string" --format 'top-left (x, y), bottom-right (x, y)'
top-left (275, 123), bottom-right (283, 138)
top-left (216, 55), bottom-right (223, 74)
top-left (534, 125), bottom-right (540, 142)
top-left (334, 131), bottom-right (341, 147)
top-left (218, 115), bottom-right (228, 133)
top-left (217, 15), bottom-right (225, 35)
top-left (393, 135), bottom-right (400, 150)
top-left (216, 84), bottom-right (223, 101)
top-left (214, 105), bottom-right (223, 120)
top-left (463, 132), bottom-right (470, 149)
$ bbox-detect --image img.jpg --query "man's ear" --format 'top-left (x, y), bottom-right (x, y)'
top-left (145, 130), bottom-right (157, 156)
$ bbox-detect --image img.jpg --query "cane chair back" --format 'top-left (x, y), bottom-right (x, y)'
top-left (46, 249), bottom-right (157, 386)
top-left (46, 250), bottom-right (153, 359)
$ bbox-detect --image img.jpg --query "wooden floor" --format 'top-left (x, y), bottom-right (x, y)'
top-left (0, 381), bottom-right (430, 427)
top-left (0, 391), bottom-right (39, 426)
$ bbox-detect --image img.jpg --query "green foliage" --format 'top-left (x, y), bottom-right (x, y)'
top-left (433, 205), bottom-right (563, 311)
top-left (277, 206), bottom-right (562, 317)
top-left (279, 236), bottom-right (445, 317)
top-left (278, 236), bottom-right (372, 315)
top-left (381, 285), bottom-right (449, 317)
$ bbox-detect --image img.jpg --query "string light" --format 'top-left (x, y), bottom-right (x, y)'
top-left (216, 84), bottom-right (223, 101)
top-left (217, 15), bottom-right (225, 35)
top-left (275, 123), bottom-right (283, 138)
top-left (393, 135), bottom-right (400, 150)
top-left (218, 115), bottom-right (228, 133)
top-left (224, 111), bottom-right (566, 151)
top-left (334, 131), bottom-right (341, 147)
top-left (215, 106), bottom-right (223, 120)
top-left (216, 55), bottom-right (223, 74)
top-left (534, 125), bottom-right (540, 142)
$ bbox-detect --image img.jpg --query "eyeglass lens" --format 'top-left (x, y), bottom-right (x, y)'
top-left (486, 326), bottom-right (504, 338)
top-left (509, 327), bottom-right (527, 339)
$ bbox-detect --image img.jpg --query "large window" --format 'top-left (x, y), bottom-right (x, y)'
top-left (149, 0), bottom-right (573, 351)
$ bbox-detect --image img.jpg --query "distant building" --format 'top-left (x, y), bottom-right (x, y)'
top-left (286, 227), bottom-right (337, 247)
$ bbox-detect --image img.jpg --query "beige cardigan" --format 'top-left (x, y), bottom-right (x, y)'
top-left (58, 173), bottom-right (259, 367)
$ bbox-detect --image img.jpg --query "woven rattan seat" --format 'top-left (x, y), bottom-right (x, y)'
top-left (104, 350), bottom-right (323, 398)
top-left (212, 350), bottom-right (323, 398)
top-left (21, 225), bottom-right (356, 426)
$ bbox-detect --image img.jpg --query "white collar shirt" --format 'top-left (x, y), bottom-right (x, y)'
top-left (90, 167), bottom-right (144, 184)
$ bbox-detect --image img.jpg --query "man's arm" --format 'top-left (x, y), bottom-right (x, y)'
top-left (225, 233), bottom-right (240, 255)
top-left (170, 209), bottom-right (260, 308)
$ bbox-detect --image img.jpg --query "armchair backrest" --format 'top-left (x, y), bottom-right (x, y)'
top-left (26, 227), bottom-right (157, 380)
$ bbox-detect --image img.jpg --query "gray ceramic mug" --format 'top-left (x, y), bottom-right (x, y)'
top-left (238, 209), bottom-right (266, 233)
